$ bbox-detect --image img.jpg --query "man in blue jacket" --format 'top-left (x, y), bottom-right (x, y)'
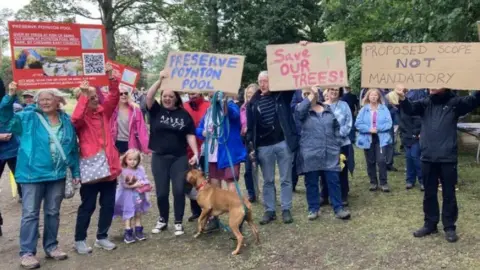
top-left (396, 86), bottom-right (480, 243)
top-left (246, 71), bottom-right (299, 224)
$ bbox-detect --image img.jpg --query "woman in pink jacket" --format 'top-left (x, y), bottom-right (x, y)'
top-left (110, 87), bottom-right (150, 155)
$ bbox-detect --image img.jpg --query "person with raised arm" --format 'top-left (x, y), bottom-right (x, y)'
top-left (147, 70), bottom-right (198, 236)
top-left (394, 85), bottom-right (480, 243)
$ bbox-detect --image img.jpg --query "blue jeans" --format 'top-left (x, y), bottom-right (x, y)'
top-left (244, 157), bottom-right (257, 199)
top-left (315, 171), bottom-right (343, 213)
top-left (257, 140), bottom-right (293, 212)
top-left (20, 180), bottom-right (65, 256)
top-left (405, 142), bottom-right (423, 185)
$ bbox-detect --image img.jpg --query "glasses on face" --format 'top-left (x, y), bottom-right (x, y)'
top-left (120, 92), bottom-right (129, 96)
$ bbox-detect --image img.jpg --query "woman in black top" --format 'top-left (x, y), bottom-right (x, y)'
top-left (146, 70), bottom-right (198, 236)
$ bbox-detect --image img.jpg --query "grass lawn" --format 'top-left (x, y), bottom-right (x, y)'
top-left (1, 100), bottom-right (480, 269)
top-left (1, 146), bottom-right (479, 269)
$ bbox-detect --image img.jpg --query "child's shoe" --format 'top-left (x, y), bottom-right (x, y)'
top-left (124, 229), bottom-right (135, 244)
top-left (135, 226), bottom-right (146, 241)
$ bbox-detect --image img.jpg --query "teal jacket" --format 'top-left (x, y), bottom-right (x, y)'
top-left (0, 95), bottom-right (80, 183)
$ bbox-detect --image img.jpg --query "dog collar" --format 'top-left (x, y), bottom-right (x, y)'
top-left (196, 180), bottom-right (208, 191)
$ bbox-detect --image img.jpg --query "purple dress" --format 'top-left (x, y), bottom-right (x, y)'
top-left (113, 166), bottom-right (151, 220)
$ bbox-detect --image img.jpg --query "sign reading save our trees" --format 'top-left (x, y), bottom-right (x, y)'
top-left (266, 42), bottom-right (348, 91)
top-left (8, 21), bottom-right (108, 90)
top-left (160, 51), bottom-right (245, 94)
top-left (362, 43), bottom-right (480, 90)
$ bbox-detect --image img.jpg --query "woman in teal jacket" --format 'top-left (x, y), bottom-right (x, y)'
top-left (0, 83), bottom-right (80, 269)
top-left (355, 88), bottom-right (393, 193)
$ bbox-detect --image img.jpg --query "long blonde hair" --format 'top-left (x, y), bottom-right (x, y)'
top-left (244, 83), bottom-right (259, 103)
top-left (362, 88), bottom-right (384, 106)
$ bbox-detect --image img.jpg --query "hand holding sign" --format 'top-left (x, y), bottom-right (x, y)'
top-left (8, 82), bottom-right (17, 96)
top-left (105, 62), bottom-right (113, 79)
top-left (159, 69), bottom-right (169, 80)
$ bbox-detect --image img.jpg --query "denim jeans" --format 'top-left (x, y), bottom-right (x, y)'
top-left (20, 180), bottom-right (65, 256)
top-left (244, 157), bottom-right (257, 199)
top-left (75, 180), bottom-right (116, 241)
top-left (257, 140), bottom-right (293, 212)
top-left (405, 142), bottom-right (423, 185)
top-left (315, 171), bottom-right (343, 213)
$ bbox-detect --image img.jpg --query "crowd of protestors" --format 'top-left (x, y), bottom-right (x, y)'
top-left (1, 50), bottom-right (480, 269)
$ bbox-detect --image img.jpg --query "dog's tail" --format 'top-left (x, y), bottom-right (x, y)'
top-left (242, 196), bottom-right (260, 244)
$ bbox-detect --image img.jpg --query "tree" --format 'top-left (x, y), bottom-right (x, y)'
top-left (320, 0), bottom-right (480, 91)
top-left (165, 0), bottom-right (324, 88)
top-left (16, 0), bottom-right (170, 60)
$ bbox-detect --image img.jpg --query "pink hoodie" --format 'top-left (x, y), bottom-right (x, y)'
top-left (110, 105), bottom-right (150, 154)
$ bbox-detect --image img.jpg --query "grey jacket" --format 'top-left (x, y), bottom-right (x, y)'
top-left (295, 99), bottom-right (342, 174)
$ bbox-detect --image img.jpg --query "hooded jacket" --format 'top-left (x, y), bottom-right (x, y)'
top-left (0, 95), bottom-right (80, 183)
top-left (184, 97), bottom-right (210, 159)
top-left (400, 90), bottom-right (480, 163)
top-left (71, 79), bottom-right (121, 181)
top-left (110, 104), bottom-right (150, 154)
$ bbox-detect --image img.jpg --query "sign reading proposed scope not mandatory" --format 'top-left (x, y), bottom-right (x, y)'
top-left (160, 51), bottom-right (245, 94)
top-left (361, 43), bottom-right (480, 90)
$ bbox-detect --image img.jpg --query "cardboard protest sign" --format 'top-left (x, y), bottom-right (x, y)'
top-left (362, 43), bottom-right (480, 90)
top-left (107, 60), bottom-right (140, 93)
top-left (8, 21), bottom-right (108, 90)
top-left (160, 51), bottom-right (245, 94)
top-left (266, 42), bottom-right (348, 91)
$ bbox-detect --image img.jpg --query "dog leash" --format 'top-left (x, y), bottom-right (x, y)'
top-left (202, 91), bottom-right (248, 232)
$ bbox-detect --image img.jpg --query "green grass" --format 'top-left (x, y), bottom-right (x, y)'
top-left (1, 104), bottom-right (480, 268)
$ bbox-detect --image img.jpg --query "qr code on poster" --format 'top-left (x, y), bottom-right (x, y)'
top-left (82, 53), bottom-right (105, 75)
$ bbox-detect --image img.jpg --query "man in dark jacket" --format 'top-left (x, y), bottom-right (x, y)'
top-left (246, 71), bottom-right (298, 225)
top-left (396, 86), bottom-right (480, 243)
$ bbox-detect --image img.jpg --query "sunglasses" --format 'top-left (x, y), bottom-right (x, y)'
top-left (120, 92), bottom-right (129, 96)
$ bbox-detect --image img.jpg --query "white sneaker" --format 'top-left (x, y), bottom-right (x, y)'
top-left (174, 224), bottom-right (184, 236)
top-left (152, 218), bottom-right (167, 234)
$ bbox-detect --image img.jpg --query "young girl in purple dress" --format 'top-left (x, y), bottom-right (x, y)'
top-left (114, 149), bottom-right (152, 243)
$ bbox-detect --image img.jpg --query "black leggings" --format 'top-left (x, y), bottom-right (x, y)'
top-left (151, 154), bottom-right (188, 224)
top-left (0, 157), bottom-right (21, 198)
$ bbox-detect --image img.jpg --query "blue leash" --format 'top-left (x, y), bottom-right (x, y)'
top-left (202, 91), bottom-right (248, 232)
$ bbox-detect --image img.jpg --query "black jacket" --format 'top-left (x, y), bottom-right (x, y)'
top-left (398, 106), bottom-right (422, 147)
top-left (246, 90), bottom-right (299, 152)
top-left (400, 90), bottom-right (480, 163)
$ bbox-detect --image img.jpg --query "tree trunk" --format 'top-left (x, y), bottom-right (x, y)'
top-left (207, 0), bottom-right (219, 53)
top-left (106, 27), bottom-right (116, 60)
top-left (101, 0), bottom-right (116, 60)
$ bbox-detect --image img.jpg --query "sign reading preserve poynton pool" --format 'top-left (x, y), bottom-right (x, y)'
top-left (8, 21), bottom-right (108, 90)
top-left (266, 42), bottom-right (348, 91)
top-left (160, 51), bottom-right (245, 94)
top-left (362, 43), bottom-right (480, 90)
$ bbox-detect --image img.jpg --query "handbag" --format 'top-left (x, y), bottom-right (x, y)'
top-left (36, 113), bottom-right (75, 199)
top-left (79, 116), bottom-right (111, 184)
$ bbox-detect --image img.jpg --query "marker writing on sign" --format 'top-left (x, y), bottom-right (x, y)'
top-left (169, 53), bottom-right (240, 90)
top-left (273, 48), bottom-right (344, 87)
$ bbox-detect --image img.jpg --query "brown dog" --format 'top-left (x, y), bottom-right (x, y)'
top-left (186, 169), bottom-right (260, 255)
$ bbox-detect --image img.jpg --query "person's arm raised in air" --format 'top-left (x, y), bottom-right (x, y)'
top-left (395, 85), bottom-right (427, 116)
top-left (101, 63), bottom-right (120, 118)
top-left (454, 91), bottom-right (480, 117)
top-left (146, 70), bottom-right (168, 110)
top-left (0, 82), bottom-right (23, 136)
